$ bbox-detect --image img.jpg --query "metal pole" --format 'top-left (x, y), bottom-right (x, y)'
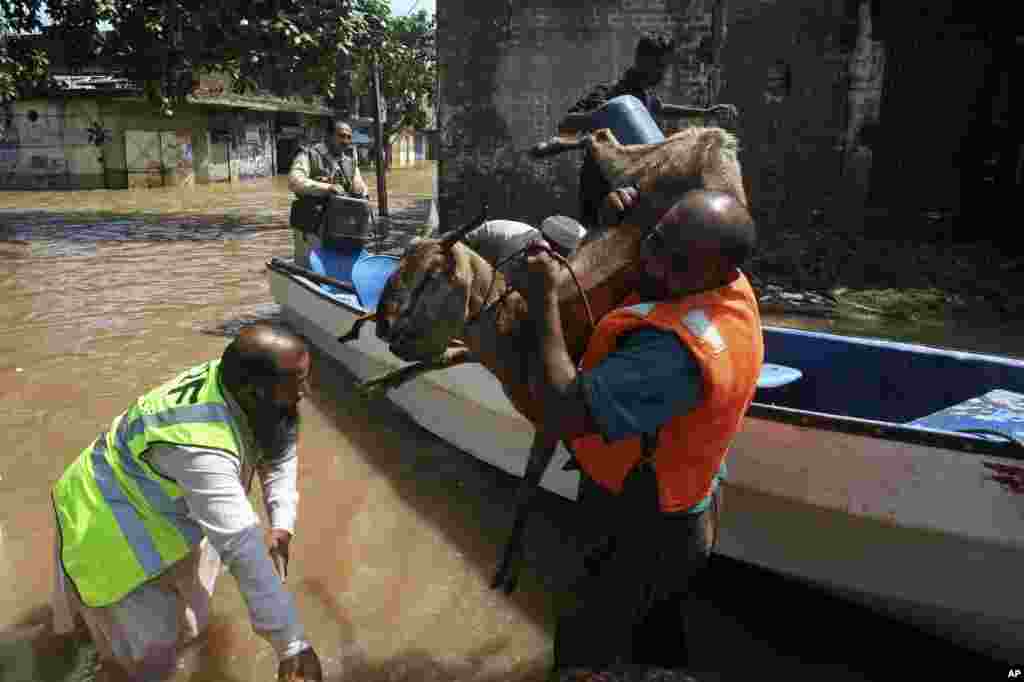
top-left (708, 0), bottom-right (727, 108)
top-left (371, 56), bottom-right (388, 216)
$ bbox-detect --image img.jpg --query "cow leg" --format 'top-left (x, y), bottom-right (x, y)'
top-left (491, 430), bottom-right (560, 594)
top-left (357, 345), bottom-right (474, 396)
top-left (530, 132), bottom-right (593, 159)
top-left (337, 312), bottom-right (378, 344)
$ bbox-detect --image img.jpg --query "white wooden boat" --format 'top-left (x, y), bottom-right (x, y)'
top-left (268, 241), bottom-right (1024, 663)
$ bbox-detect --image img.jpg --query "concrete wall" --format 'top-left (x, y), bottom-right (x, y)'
top-left (438, 0), bottom-right (1017, 242)
top-left (717, 0), bottom-right (865, 234)
top-left (434, 0), bottom-right (889, 238)
top-left (437, 0), bottom-right (720, 230)
top-left (0, 99), bottom-right (106, 189)
top-left (0, 96), bottom-right (285, 190)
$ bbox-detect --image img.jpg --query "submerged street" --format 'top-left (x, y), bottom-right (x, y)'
top-left (0, 165), bottom-right (1009, 680)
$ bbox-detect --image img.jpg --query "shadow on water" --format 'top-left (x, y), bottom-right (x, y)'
top-left (0, 213), bottom-right (290, 261)
top-left (299, 344), bottom-right (1010, 680)
top-left (0, 342), bottom-right (1010, 680)
top-left (305, 344), bottom-right (593, 618)
top-left (196, 304), bottom-right (292, 338)
top-left (0, 608), bottom-right (99, 682)
top-left (296, 577), bottom-right (550, 682)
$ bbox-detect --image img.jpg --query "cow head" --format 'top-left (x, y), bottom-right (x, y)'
top-left (374, 206), bottom-right (488, 362)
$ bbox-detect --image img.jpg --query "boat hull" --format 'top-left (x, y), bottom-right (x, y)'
top-left (269, 262), bottom-right (1024, 663)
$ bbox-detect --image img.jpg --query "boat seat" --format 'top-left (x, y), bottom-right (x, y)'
top-left (906, 388), bottom-right (1024, 442)
top-left (308, 245), bottom-right (365, 294)
top-left (351, 254), bottom-right (401, 311)
top-left (757, 363), bottom-right (803, 390)
top-left (308, 247), bottom-right (400, 311)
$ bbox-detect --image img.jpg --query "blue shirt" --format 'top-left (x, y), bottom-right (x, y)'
top-left (579, 327), bottom-right (726, 513)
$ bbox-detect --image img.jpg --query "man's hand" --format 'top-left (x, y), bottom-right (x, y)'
top-left (267, 528), bottom-right (292, 583)
top-left (329, 183), bottom-right (350, 196)
top-left (506, 240), bottom-right (562, 307)
top-left (984, 462), bottom-right (1024, 494)
top-left (277, 647), bottom-right (323, 682)
top-left (600, 186), bottom-right (640, 225)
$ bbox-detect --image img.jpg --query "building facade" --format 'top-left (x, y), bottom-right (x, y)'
top-left (0, 74), bottom-right (334, 190)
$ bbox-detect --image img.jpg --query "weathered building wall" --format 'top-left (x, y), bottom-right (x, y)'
top-left (718, 0), bottom-right (868, 234)
top-left (437, 0), bottom-right (722, 230)
top-left (0, 99), bottom-right (106, 190)
top-left (0, 96), bottom-right (306, 191)
top-left (865, 1), bottom-right (1005, 240)
top-left (439, 0), bottom-right (1018, 243)
top-left (98, 100), bottom-right (209, 189)
top-left (436, 0), bottom-right (888, 239)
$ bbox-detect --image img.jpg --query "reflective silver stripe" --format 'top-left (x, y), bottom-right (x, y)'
top-left (625, 302), bottom-right (655, 317)
top-left (89, 436), bottom-right (164, 575)
top-left (113, 403), bottom-right (235, 547)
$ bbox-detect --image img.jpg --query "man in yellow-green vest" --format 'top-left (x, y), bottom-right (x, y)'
top-left (50, 324), bottom-right (323, 681)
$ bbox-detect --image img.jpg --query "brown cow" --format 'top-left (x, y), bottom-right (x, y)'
top-left (340, 126), bottom-right (745, 593)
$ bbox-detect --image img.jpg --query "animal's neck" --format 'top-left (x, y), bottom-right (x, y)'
top-left (462, 248), bottom-right (510, 323)
top-left (460, 223), bottom-right (644, 386)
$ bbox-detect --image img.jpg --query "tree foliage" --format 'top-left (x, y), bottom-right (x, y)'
top-left (348, 7), bottom-right (436, 151)
top-left (0, 0), bottom-right (415, 116)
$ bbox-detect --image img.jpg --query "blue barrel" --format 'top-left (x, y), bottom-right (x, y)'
top-left (590, 95), bottom-right (665, 146)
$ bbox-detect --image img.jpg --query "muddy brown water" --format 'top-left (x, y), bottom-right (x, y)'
top-left (0, 166), bottom-right (1010, 680)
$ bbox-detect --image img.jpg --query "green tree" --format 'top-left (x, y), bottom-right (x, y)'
top-left (0, 0), bottom-right (390, 115)
top-left (350, 6), bottom-right (435, 167)
top-left (1, 5), bottom-right (60, 104)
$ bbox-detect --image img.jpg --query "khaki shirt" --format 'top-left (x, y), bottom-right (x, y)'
top-left (288, 143), bottom-right (367, 198)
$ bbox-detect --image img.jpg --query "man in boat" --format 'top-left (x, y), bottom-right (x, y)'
top-left (509, 188), bottom-right (763, 679)
top-left (49, 324), bottom-right (323, 682)
top-left (289, 121), bottom-right (369, 200)
top-left (289, 121), bottom-right (372, 266)
top-left (561, 31), bottom-right (739, 230)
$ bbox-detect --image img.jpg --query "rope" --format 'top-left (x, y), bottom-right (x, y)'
top-left (465, 239), bottom-right (596, 335)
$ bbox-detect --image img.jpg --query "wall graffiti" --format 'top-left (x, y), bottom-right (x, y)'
top-left (0, 110), bottom-right (72, 188)
top-left (237, 122), bottom-right (272, 180)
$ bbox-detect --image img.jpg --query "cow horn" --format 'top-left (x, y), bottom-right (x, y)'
top-left (440, 201), bottom-right (488, 250)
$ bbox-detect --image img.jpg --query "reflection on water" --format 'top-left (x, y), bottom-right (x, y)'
top-left (763, 311), bottom-right (1024, 361)
top-left (0, 165), bottom-right (1009, 680)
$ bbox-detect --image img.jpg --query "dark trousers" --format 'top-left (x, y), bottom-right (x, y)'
top-left (553, 464), bottom-right (719, 672)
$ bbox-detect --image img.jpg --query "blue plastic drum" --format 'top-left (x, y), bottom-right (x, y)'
top-left (590, 95), bottom-right (665, 146)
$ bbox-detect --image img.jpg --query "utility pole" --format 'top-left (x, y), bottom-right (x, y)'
top-left (332, 0), bottom-right (352, 119)
top-left (371, 56), bottom-right (388, 217)
top-left (707, 0), bottom-right (728, 108)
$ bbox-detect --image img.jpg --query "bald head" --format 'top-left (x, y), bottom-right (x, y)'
top-left (654, 189), bottom-right (756, 270)
top-left (220, 324), bottom-right (309, 396)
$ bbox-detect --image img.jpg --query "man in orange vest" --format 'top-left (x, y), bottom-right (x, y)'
top-left (511, 188), bottom-right (764, 679)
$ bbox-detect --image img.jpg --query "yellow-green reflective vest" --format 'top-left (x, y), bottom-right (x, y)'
top-left (52, 359), bottom-right (242, 607)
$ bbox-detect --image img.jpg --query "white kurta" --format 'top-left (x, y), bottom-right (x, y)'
top-left (51, 388), bottom-right (309, 675)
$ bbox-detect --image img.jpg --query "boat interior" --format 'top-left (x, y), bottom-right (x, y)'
top-left (756, 328), bottom-right (1024, 433)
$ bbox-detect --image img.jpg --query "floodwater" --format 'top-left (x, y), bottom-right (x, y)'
top-left (0, 164), bottom-right (1011, 681)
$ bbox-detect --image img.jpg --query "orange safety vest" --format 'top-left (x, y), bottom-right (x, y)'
top-left (571, 272), bottom-right (764, 513)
